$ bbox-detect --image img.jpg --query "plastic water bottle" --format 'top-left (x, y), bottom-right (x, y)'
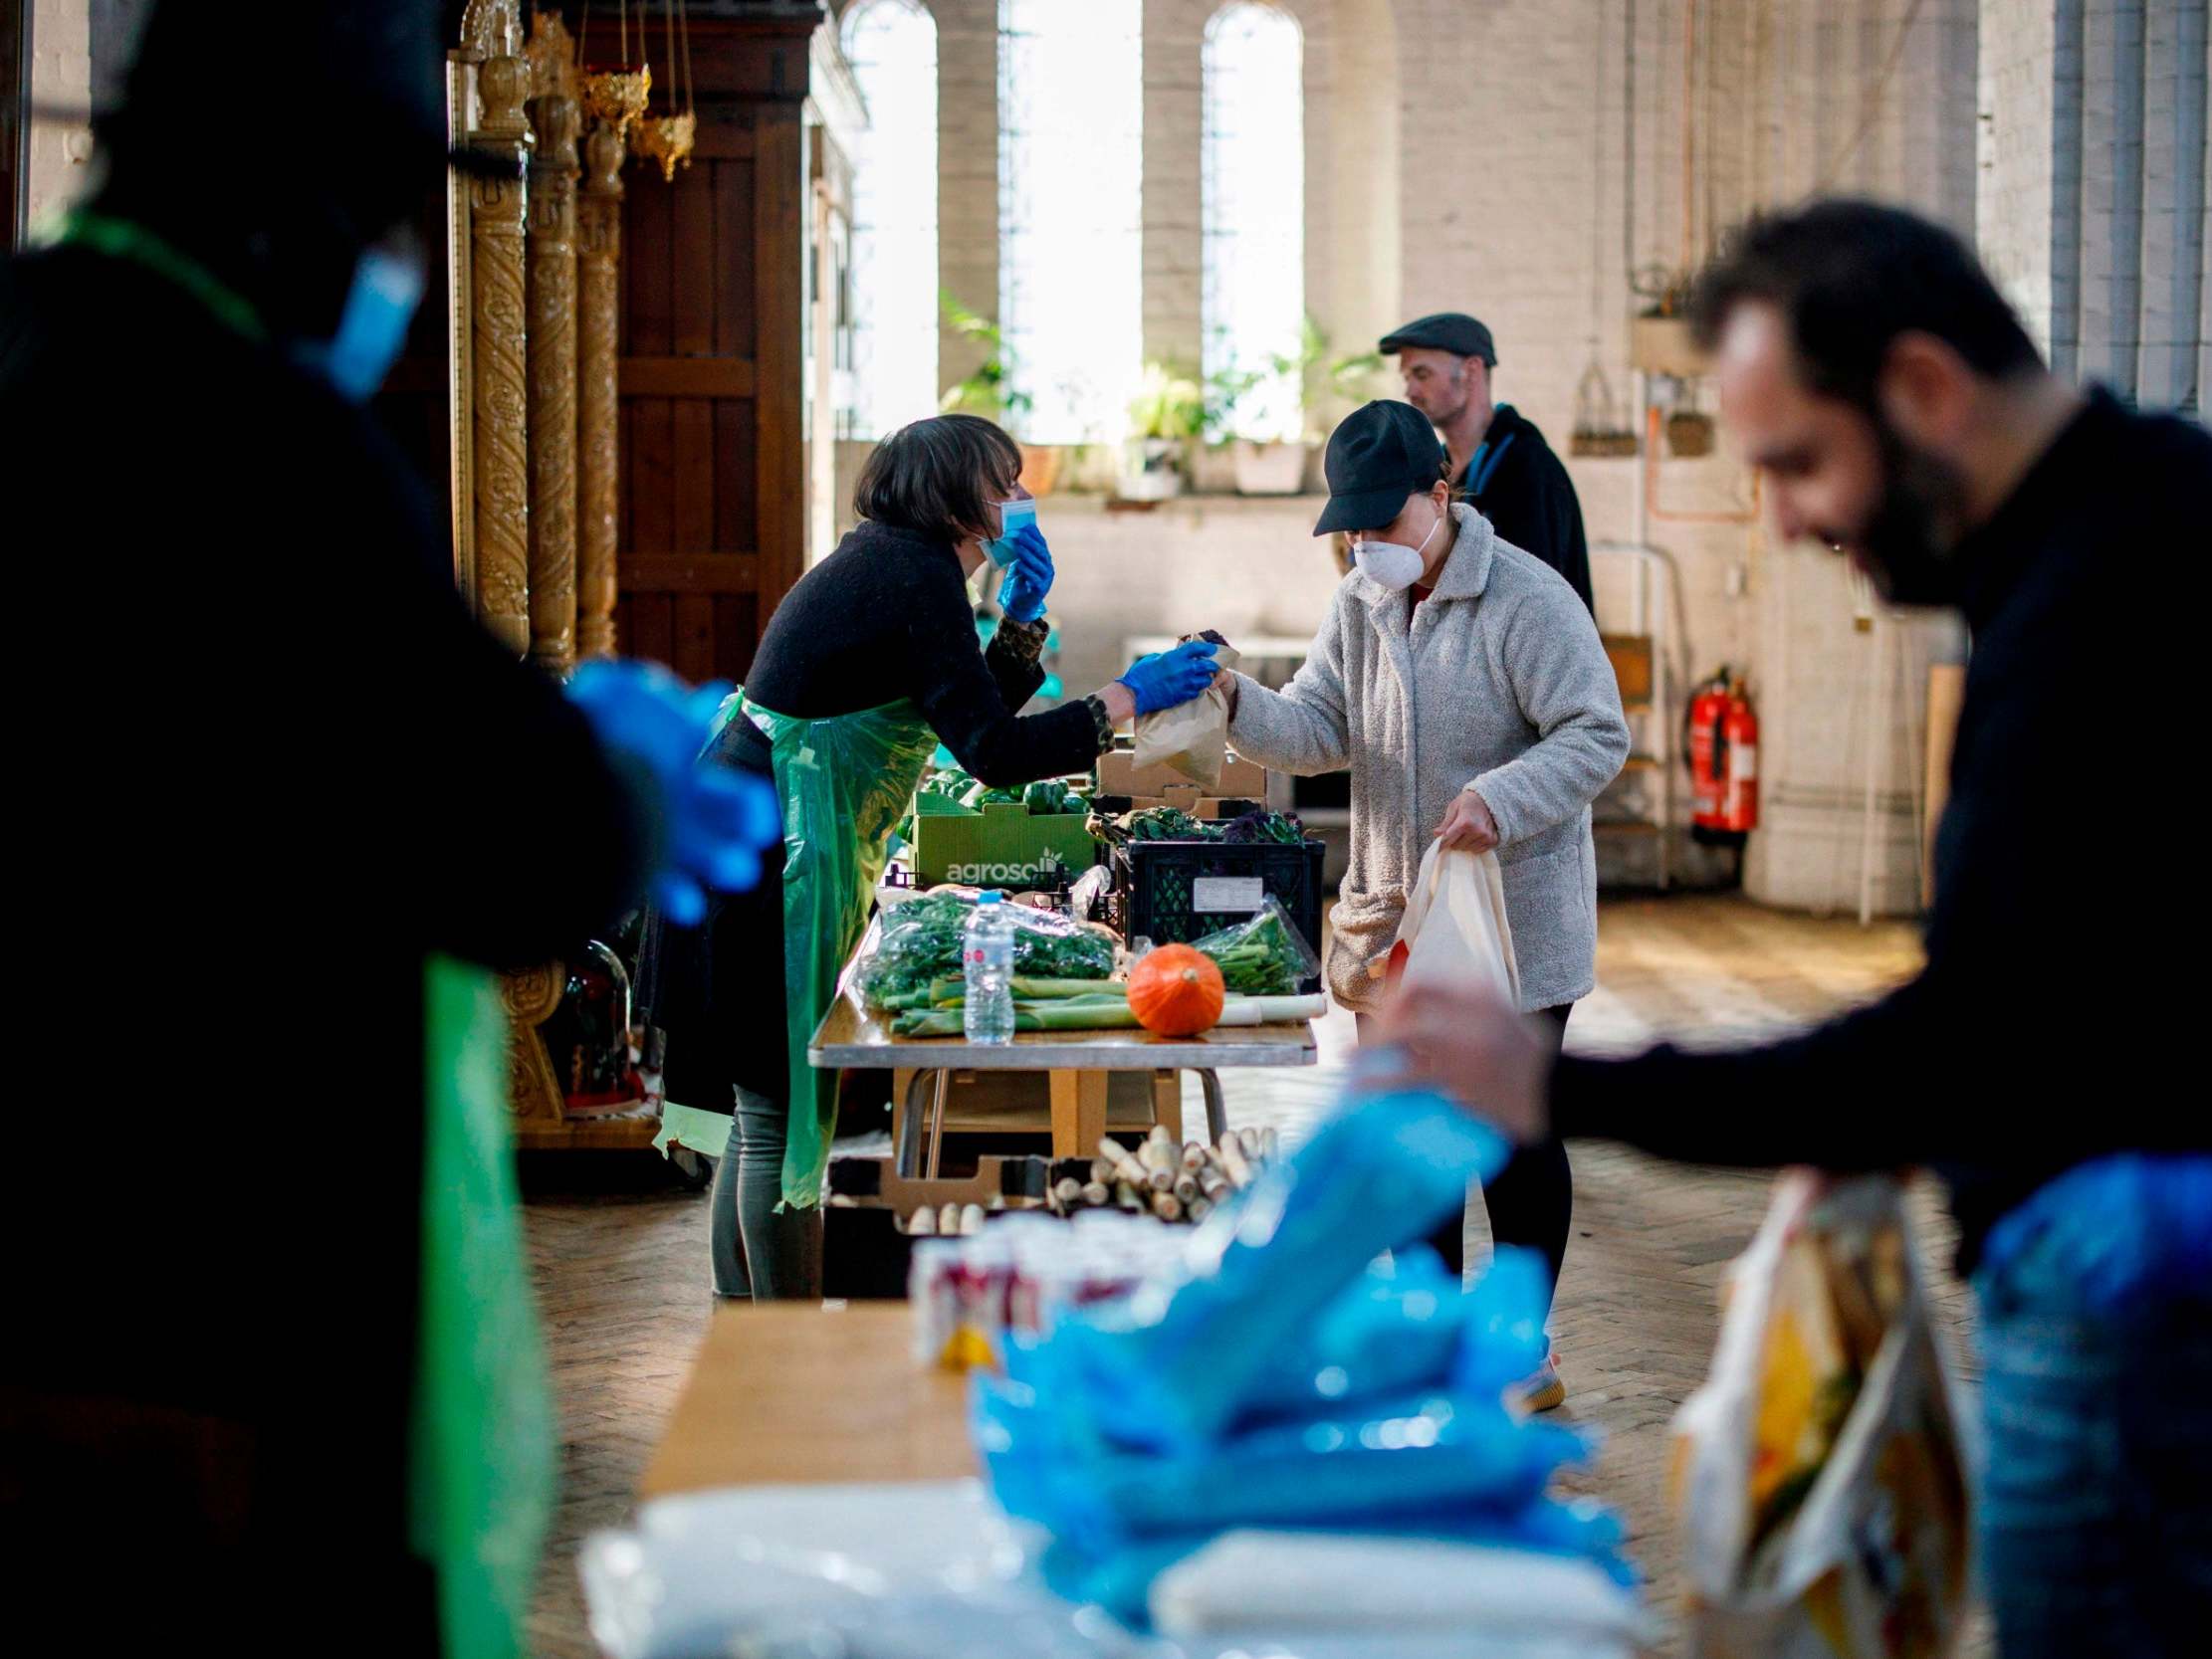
top-left (964, 891), bottom-right (1016, 1044)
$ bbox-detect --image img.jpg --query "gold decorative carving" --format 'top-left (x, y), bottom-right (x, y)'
top-left (632, 110), bottom-right (695, 182)
top-left (460, 0), bottom-right (523, 62)
top-left (576, 116), bottom-right (626, 660)
top-left (526, 9), bottom-right (581, 674)
top-left (524, 8), bottom-right (577, 100)
top-left (580, 65), bottom-right (651, 135)
top-left (500, 962), bottom-right (567, 1125)
top-left (468, 49), bottom-right (535, 659)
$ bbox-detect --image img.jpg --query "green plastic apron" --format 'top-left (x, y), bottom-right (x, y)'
top-left (740, 694), bottom-right (938, 1209)
top-left (412, 955), bottom-right (554, 1659)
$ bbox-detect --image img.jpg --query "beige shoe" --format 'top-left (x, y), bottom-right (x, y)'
top-left (1514, 1353), bottom-right (1566, 1413)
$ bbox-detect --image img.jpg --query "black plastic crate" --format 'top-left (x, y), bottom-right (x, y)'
top-left (1113, 839), bottom-right (1325, 988)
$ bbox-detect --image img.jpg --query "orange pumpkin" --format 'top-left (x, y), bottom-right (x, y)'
top-left (1128, 945), bottom-right (1226, 1036)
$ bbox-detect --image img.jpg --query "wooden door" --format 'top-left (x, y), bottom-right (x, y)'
top-left (614, 16), bottom-right (811, 685)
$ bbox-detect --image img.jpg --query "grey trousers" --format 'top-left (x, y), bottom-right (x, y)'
top-left (708, 1086), bottom-right (823, 1301)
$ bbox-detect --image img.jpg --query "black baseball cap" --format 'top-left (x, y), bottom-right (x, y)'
top-left (1313, 401), bottom-right (1448, 536)
top-left (1379, 311), bottom-right (1498, 366)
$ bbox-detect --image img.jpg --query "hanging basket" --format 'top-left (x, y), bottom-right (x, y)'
top-left (1569, 358), bottom-right (1641, 458)
top-left (1570, 428), bottom-right (1642, 459)
top-left (1665, 411), bottom-right (1716, 459)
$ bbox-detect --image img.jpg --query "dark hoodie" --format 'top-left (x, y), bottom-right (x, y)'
top-left (1458, 404), bottom-right (1594, 614)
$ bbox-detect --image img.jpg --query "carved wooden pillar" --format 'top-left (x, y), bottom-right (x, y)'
top-left (525, 13), bottom-right (580, 675)
top-left (463, 2), bottom-right (534, 659)
top-left (500, 960), bottom-right (568, 1127)
top-left (575, 116), bottom-right (625, 661)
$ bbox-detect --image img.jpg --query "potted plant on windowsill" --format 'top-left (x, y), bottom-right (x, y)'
top-left (1213, 317), bottom-right (1386, 496)
top-left (1121, 361), bottom-right (1206, 501)
top-left (939, 293), bottom-right (1055, 493)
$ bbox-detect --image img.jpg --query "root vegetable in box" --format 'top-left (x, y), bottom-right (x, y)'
top-left (1133, 630), bottom-right (1241, 788)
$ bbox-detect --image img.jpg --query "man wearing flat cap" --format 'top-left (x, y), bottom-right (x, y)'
top-left (1383, 313), bottom-right (1594, 614)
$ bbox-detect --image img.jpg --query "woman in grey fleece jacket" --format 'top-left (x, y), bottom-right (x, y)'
top-left (1224, 452), bottom-right (1628, 1352)
top-left (1225, 501), bottom-right (1629, 1014)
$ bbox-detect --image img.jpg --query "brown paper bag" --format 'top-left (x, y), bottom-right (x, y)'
top-left (1133, 638), bottom-right (1241, 788)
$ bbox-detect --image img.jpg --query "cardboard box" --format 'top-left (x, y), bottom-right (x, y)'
top-left (1098, 748), bottom-right (1266, 799)
top-left (1095, 781), bottom-right (1249, 819)
top-left (906, 799), bottom-right (1098, 889)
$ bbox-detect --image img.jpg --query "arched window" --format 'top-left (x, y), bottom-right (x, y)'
top-left (997, 0), bottom-right (1144, 443)
top-left (842, 0), bottom-right (939, 438)
top-left (1203, 2), bottom-right (1304, 441)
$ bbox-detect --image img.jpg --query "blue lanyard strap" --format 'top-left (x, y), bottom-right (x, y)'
top-left (1466, 428), bottom-right (1516, 497)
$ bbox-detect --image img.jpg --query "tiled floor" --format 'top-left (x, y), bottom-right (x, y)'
top-left (524, 894), bottom-right (1984, 1656)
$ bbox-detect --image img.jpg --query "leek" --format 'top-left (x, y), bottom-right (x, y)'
top-left (889, 991), bottom-right (1324, 1038)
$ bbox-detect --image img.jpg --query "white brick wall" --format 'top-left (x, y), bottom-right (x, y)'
top-left (1382, 1), bottom-right (1979, 912)
top-left (847, 0), bottom-right (2182, 914)
top-left (1143, 0), bottom-right (1207, 367)
top-left (1322, 0), bottom-right (1402, 365)
top-left (24, 0), bottom-right (95, 235)
top-left (931, 0), bottom-right (1003, 391)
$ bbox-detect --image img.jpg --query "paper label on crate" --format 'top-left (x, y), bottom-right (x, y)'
top-left (1192, 876), bottom-right (1267, 914)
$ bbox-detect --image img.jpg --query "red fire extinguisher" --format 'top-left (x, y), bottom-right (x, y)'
top-left (1688, 671), bottom-right (1759, 842)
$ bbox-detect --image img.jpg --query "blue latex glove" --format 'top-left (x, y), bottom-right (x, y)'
top-left (995, 522), bottom-right (1055, 623)
top-left (567, 660), bottom-right (782, 926)
top-left (1116, 638), bottom-right (1219, 716)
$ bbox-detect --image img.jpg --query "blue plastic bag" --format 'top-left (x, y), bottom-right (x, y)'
top-left (979, 1379), bottom-right (1587, 1551)
top-left (1036, 1091), bottom-right (1509, 1451)
top-left (966, 1092), bottom-right (1629, 1634)
top-left (1451, 1245), bottom-right (1555, 1397)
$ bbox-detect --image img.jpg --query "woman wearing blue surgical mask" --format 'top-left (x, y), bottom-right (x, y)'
top-left (1219, 400), bottom-right (1631, 1409)
top-left (640, 413), bottom-right (1216, 1303)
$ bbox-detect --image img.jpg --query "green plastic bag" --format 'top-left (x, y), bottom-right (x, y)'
top-left (410, 955), bottom-right (554, 1659)
top-left (740, 695), bottom-right (939, 1208)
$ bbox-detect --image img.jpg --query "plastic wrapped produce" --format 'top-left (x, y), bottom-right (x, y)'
top-left (855, 890), bottom-right (1115, 1010)
top-left (1188, 898), bottom-right (1322, 997)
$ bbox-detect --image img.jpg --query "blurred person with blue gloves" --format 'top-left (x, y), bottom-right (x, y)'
top-left (0, 5), bottom-right (774, 1657)
top-left (639, 412), bottom-right (1217, 1306)
top-left (1378, 202), bottom-right (2212, 1657)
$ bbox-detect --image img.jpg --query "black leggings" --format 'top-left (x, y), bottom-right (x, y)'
top-left (1359, 1004), bottom-right (1575, 1311)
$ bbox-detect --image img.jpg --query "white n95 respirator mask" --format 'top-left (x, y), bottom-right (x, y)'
top-left (1350, 510), bottom-right (1441, 592)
